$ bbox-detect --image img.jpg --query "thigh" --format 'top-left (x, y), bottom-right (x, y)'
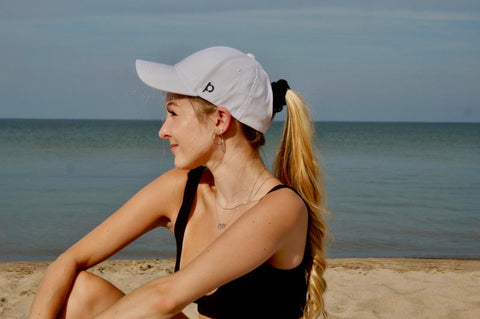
top-left (59, 271), bottom-right (125, 319)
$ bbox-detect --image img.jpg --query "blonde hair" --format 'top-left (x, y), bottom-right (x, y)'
top-left (173, 91), bottom-right (329, 317)
top-left (273, 90), bottom-right (329, 318)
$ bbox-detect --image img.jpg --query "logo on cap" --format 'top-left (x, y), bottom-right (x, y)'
top-left (202, 82), bottom-right (214, 93)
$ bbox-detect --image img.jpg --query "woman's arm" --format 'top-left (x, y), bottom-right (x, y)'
top-left (29, 169), bottom-right (189, 319)
top-left (28, 255), bottom-right (79, 319)
top-left (92, 187), bottom-right (308, 319)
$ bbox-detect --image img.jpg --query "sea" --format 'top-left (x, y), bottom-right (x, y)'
top-left (0, 119), bottom-right (479, 261)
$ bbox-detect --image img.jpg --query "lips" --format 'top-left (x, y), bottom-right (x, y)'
top-left (170, 144), bottom-right (178, 152)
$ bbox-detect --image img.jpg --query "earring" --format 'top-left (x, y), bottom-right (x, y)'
top-left (212, 131), bottom-right (224, 146)
top-left (213, 134), bottom-right (224, 146)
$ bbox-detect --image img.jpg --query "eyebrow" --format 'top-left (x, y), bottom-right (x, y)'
top-left (165, 101), bottom-right (180, 109)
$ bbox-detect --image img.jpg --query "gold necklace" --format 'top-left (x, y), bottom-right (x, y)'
top-left (215, 168), bottom-right (265, 210)
top-left (215, 174), bottom-right (274, 230)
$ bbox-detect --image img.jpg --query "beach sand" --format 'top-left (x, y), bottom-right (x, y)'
top-left (0, 258), bottom-right (478, 318)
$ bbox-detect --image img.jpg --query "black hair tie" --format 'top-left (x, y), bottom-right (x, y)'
top-left (271, 79), bottom-right (290, 114)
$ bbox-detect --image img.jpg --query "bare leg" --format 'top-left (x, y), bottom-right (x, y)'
top-left (58, 271), bottom-right (125, 319)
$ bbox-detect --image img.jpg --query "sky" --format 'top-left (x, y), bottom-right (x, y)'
top-left (0, 0), bottom-right (479, 122)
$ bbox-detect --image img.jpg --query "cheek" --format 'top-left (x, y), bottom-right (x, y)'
top-left (176, 118), bottom-right (212, 151)
top-left (188, 126), bottom-right (212, 150)
top-left (174, 126), bottom-right (213, 169)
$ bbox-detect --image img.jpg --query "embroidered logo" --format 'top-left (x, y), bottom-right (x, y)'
top-left (202, 82), bottom-right (214, 93)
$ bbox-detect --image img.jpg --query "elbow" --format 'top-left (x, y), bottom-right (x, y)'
top-left (54, 252), bottom-right (84, 271)
top-left (55, 249), bottom-right (91, 272)
top-left (47, 252), bottom-right (79, 273)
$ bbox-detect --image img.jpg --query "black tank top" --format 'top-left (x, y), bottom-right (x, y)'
top-left (174, 166), bottom-right (307, 319)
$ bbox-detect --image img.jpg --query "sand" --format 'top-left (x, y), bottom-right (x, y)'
top-left (0, 258), bottom-right (478, 318)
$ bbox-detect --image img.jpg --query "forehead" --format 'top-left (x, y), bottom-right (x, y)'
top-left (165, 93), bottom-right (194, 109)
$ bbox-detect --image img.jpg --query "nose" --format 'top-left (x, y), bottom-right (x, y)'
top-left (159, 121), bottom-right (170, 140)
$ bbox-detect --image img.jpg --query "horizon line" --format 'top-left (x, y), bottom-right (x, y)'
top-left (0, 118), bottom-right (479, 124)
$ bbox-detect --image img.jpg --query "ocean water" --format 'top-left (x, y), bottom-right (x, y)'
top-left (0, 119), bottom-right (479, 261)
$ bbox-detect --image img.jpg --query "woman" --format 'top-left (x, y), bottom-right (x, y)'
top-left (29, 46), bottom-right (329, 319)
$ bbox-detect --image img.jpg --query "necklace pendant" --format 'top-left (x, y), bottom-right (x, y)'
top-left (217, 223), bottom-right (226, 230)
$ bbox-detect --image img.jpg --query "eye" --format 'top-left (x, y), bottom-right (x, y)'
top-left (167, 110), bottom-right (177, 117)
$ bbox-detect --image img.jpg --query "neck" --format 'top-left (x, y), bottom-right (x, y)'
top-left (207, 143), bottom-right (270, 206)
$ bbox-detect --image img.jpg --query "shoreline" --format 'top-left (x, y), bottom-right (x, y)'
top-left (1, 258), bottom-right (479, 318)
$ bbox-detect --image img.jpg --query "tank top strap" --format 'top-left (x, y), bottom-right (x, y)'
top-left (174, 166), bottom-right (205, 272)
top-left (267, 184), bottom-right (308, 209)
top-left (267, 184), bottom-right (293, 194)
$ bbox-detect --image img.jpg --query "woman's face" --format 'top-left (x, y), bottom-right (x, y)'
top-left (159, 95), bottom-right (215, 169)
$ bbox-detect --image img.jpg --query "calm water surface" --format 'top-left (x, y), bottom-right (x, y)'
top-left (0, 120), bottom-right (478, 261)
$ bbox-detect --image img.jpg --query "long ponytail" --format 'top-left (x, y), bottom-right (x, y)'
top-left (273, 89), bottom-right (328, 318)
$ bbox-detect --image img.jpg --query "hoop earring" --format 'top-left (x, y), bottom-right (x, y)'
top-left (212, 132), bottom-right (224, 146)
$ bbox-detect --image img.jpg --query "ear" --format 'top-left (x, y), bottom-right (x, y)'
top-left (214, 107), bottom-right (232, 134)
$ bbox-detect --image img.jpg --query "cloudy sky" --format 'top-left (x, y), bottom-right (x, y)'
top-left (1, 0), bottom-right (479, 122)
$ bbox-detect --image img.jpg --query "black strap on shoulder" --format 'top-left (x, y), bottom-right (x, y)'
top-left (174, 166), bottom-right (205, 272)
top-left (267, 184), bottom-right (309, 209)
top-left (267, 184), bottom-right (294, 194)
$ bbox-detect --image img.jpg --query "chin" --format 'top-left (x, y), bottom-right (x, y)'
top-left (174, 158), bottom-right (202, 171)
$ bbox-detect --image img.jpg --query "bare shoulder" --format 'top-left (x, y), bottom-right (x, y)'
top-left (143, 168), bottom-right (190, 225)
top-left (262, 185), bottom-right (307, 217)
top-left (229, 184), bottom-right (308, 246)
top-left (150, 167), bottom-right (190, 189)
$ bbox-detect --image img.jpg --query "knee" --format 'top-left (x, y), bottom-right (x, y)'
top-left (70, 271), bottom-right (98, 305)
top-left (61, 271), bottom-right (101, 318)
top-left (60, 270), bottom-right (124, 319)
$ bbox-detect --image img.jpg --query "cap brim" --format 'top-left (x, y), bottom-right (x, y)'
top-left (135, 59), bottom-right (195, 96)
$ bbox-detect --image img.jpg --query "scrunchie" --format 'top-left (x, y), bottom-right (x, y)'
top-left (271, 79), bottom-right (290, 114)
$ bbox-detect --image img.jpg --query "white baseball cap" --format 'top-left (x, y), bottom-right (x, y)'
top-left (135, 46), bottom-right (273, 133)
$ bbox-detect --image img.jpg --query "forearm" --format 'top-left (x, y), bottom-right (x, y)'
top-left (29, 256), bottom-right (78, 319)
top-left (94, 276), bottom-right (184, 319)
